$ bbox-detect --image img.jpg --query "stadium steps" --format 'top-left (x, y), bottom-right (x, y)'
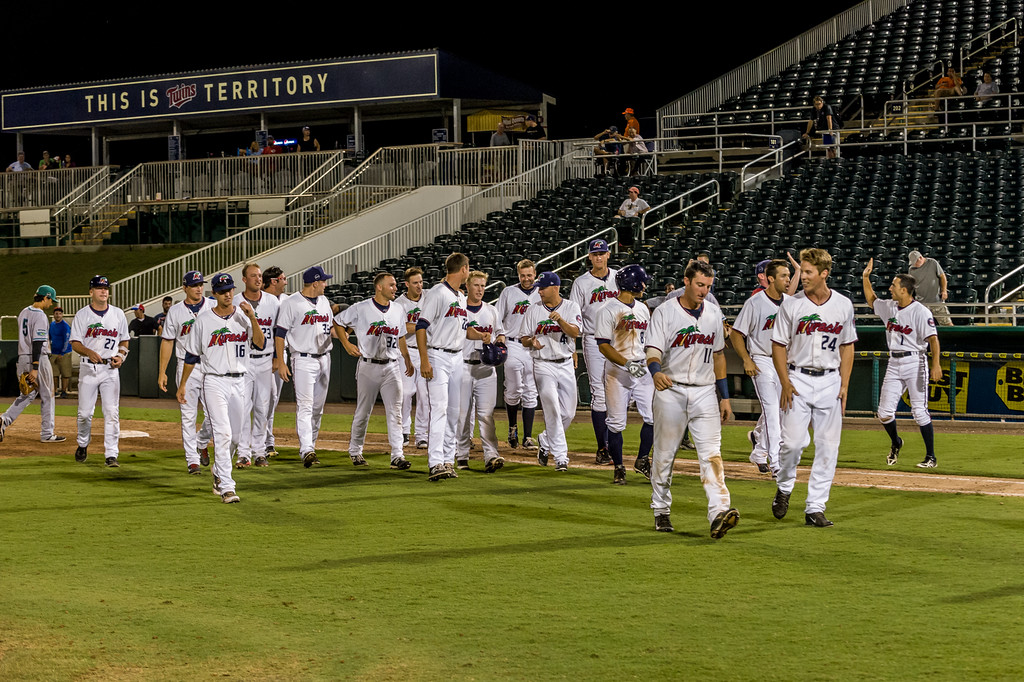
top-left (67, 204), bottom-right (134, 246)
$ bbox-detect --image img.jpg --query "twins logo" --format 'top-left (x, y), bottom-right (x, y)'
top-left (301, 309), bottom-right (330, 325)
top-left (616, 313), bottom-right (648, 332)
top-left (85, 322), bottom-right (119, 339)
top-left (444, 302), bottom-right (467, 319)
top-left (588, 286), bottom-right (619, 305)
top-left (761, 313), bottom-right (777, 331)
top-left (166, 83), bottom-right (197, 109)
top-left (795, 314), bottom-right (845, 335)
top-left (406, 307), bottom-right (421, 323)
top-left (535, 319), bottom-right (562, 335)
top-left (179, 319), bottom-right (195, 336)
top-left (207, 327), bottom-right (248, 347)
top-left (886, 317), bottom-right (913, 335)
top-left (670, 325), bottom-right (716, 349)
top-left (512, 300), bottom-right (531, 315)
top-left (366, 321), bottom-right (400, 337)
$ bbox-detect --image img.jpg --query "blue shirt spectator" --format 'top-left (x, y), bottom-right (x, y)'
top-left (49, 311), bottom-right (72, 355)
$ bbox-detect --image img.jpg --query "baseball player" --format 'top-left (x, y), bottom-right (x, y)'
top-left (569, 239), bottom-right (619, 464)
top-left (260, 265), bottom-right (288, 457)
top-left (70, 276), bottom-right (130, 467)
top-left (731, 259), bottom-right (792, 477)
top-left (862, 259), bottom-right (942, 468)
top-left (177, 273), bottom-right (266, 504)
top-left (158, 270), bottom-right (214, 475)
top-left (396, 267), bottom-right (429, 449)
top-left (335, 272), bottom-right (414, 470)
top-left (233, 263), bottom-right (280, 468)
top-left (596, 264), bottom-right (655, 485)
top-left (415, 253), bottom-right (489, 482)
top-left (457, 271), bottom-right (507, 472)
top-left (771, 248), bottom-right (857, 528)
top-left (275, 266), bottom-right (334, 468)
top-left (0, 285), bottom-right (66, 444)
top-left (645, 260), bottom-right (739, 539)
top-left (522, 271), bottom-right (582, 472)
top-left (496, 259), bottom-right (541, 450)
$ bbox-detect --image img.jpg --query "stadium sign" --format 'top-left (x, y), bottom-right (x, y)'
top-left (1, 53), bottom-right (439, 131)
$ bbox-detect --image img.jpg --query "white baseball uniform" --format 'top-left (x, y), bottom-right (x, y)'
top-left (873, 299), bottom-right (936, 425)
top-left (646, 298), bottom-right (730, 522)
top-left (525, 298), bottom-right (582, 466)
top-left (570, 269), bottom-right (618, 414)
top-left (70, 305), bottom-right (130, 460)
top-left (265, 291), bottom-right (290, 451)
top-left (276, 293), bottom-right (334, 457)
top-left (183, 305), bottom-right (262, 496)
top-left (161, 298), bottom-right (214, 466)
top-left (732, 290), bottom-right (787, 472)
top-left (457, 301), bottom-right (505, 463)
top-left (417, 281), bottom-right (468, 469)
top-left (595, 298), bottom-right (654, 433)
top-left (2, 305), bottom-right (57, 439)
top-left (233, 291), bottom-right (280, 462)
top-left (496, 284), bottom-right (541, 410)
top-left (335, 298), bottom-right (406, 461)
top-left (772, 290), bottom-right (858, 514)
top-left (397, 292), bottom-right (428, 443)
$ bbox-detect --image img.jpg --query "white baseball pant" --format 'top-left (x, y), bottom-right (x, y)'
top-left (266, 371), bottom-right (283, 450)
top-left (877, 353), bottom-right (931, 425)
top-left (401, 348), bottom-right (429, 442)
top-left (175, 361), bottom-right (213, 466)
top-left (350, 359), bottom-right (404, 460)
top-left (604, 362), bottom-right (654, 433)
top-left (457, 362), bottom-right (500, 462)
top-left (77, 361), bottom-right (121, 459)
top-left (503, 340), bottom-right (538, 409)
top-left (3, 354), bottom-right (56, 438)
top-left (425, 348), bottom-right (463, 468)
top-left (291, 353), bottom-right (331, 455)
top-left (777, 369), bottom-right (843, 514)
top-left (203, 374), bottom-right (242, 495)
top-left (534, 358), bottom-right (577, 465)
top-left (650, 384), bottom-right (731, 522)
top-left (238, 354), bottom-right (274, 461)
top-left (750, 355), bottom-right (783, 471)
top-left (581, 335), bottom-right (608, 411)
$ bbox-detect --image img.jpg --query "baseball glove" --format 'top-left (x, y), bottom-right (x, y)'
top-left (18, 371), bottom-right (35, 395)
top-left (626, 360), bottom-right (647, 378)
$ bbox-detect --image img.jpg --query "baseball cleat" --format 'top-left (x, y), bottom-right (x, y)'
top-left (427, 464), bottom-right (448, 481)
top-left (254, 455), bottom-right (269, 467)
top-left (710, 509), bottom-right (740, 539)
top-left (612, 465), bottom-right (626, 485)
top-left (887, 437), bottom-right (903, 466)
top-left (390, 457), bottom-right (412, 470)
top-left (805, 512), bottom-right (834, 527)
top-left (302, 451), bottom-right (318, 468)
top-left (772, 489), bottom-right (791, 519)
top-left (747, 430), bottom-right (757, 450)
top-left (403, 433), bottom-right (410, 445)
top-left (755, 461), bottom-right (771, 474)
top-left (444, 462), bottom-right (458, 478)
top-left (221, 490), bottom-right (240, 504)
top-left (654, 514), bottom-right (674, 532)
top-left (187, 463), bottom-right (201, 475)
top-left (416, 440), bottom-right (428, 449)
top-left (74, 446), bottom-right (88, 462)
top-left (916, 456), bottom-right (937, 468)
top-left (484, 456), bottom-right (504, 473)
top-left (350, 454), bottom-right (368, 466)
top-left (555, 460), bottom-right (568, 472)
top-left (508, 426), bottom-right (519, 449)
top-left (105, 457), bottom-right (119, 468)
top-left (537, 445), bottom-right (549, 467)
top-left (265, 446), bottom-right (279, 458)
top-left (236, 457), bottom-right (252, 468)
top-left (522, 436), bottom-right (537, 449)
top-left (41, 435), bottom-right (67, 443)
top-left (199, 447), bottom-right (210, 466)
top-left (633, 454), bottom-right (652, 480)
top-left (678, 435), bottom-right (695, 451)
top-left (595, 447), bottom-right (612, 465)
top-left (457, 459), bottom-right (470, 470)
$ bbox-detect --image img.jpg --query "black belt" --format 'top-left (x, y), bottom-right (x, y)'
top-left (890, 351), bottom-right (918, 358)
top-left (86, 359), bottom-right (110, 365)
top-left (789, 364), bottom-right (836, 376)
top-left (537, 357), bottom-right (568, 363)
top-left (507, 337), bottom-right (518, 343)
top-left (217, 373), bottom-right (245, 378)
top-left (298, 352), bottom-right (327, 358)
top-left (361, 357), bottom-right (394, 364)
top-left (251, 353), bottom-right (272, 359)
top-left (430, 347), bottom-right (460, 354)
top-left (464, 360), bottom-right (481, 365)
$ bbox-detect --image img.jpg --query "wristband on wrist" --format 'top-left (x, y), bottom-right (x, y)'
top-left (648, 361), bottom-right (662, 375)
top-left (716, 377), bottom-right (730, 399)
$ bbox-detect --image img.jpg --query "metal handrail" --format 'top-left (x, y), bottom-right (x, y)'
top-left (959, 17), bottom-right (1019, 72)
top-left (285, 151), bottom-right (350, 208)
top-left (639, 180), bottom-right (721, 242)
top-left (535, 227), bottom-right (620, 275)
top-left (739, 140), bottom-right (803, 190)
top-left (984, 263), bottom-right (1024, 325)
top-left (901, 60), bottom-right (946, 98)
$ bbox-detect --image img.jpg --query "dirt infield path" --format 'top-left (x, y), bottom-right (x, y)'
top-left (2, 410), bottom-right (1021, 497)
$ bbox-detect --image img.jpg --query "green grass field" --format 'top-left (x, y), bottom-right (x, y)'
top-left (1, 406), bottom-right (1023, 680)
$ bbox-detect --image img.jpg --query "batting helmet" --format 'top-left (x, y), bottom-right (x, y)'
top-left (615, 264), bottom-right (651, 293)
top-left (480, 342), bottom-right (508, 366)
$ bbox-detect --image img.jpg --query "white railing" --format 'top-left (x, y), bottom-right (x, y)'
top-left (285, 152), bottom-right (352, 209)
top-left (639, 181), bottom-right (722, 242)
top-left (329, 144), bottom-right (455, 194)
top-left (1, 166), bottom-right (112, 210)
top-left (739, 140), bottom-right (806, 191)
top-left (52, 296), bottom-right (94, 317)
top-left (535, 227), bottom-right (620, 276)
top-left (439, 145), bottom-right (519, 185)
top-left (959, 17), bottom-right (1019, 72)
top-left (287, 148), bottom-right (592, 290)
top-left (985, 263), bottom-right (1024, 325)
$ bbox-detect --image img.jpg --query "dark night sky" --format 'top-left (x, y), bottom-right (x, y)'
top-left (4, 2), bottom-right (864, 157)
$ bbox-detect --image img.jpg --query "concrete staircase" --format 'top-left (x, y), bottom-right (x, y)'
top-left (67, 204), bottom-right (135, 246)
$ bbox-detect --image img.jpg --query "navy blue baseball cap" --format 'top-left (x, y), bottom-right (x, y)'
top-left (211, 273), bottom-right (235, 293)
top-left (89, 275), bottom-right (109, 289)
top-left (589, 239), bottom-right (610, 253)
top-left (755, 259), bottom-right (771, 277)
top-left (183, 270), bottom-right (204, 286)
top-left (536, 271), bottom-right (561, 288)
top-left (303, 265), bottom-right (333, 284)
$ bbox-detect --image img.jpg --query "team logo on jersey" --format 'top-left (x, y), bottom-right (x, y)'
top-left (85, 322), bottom-right (119, 339)
top-left (886, 317), bottom-right (913, 335)
top-left (534, 319), bottom-right (562, 335)
top-left (444, 302), bottom-right (467, 319)
top-left (670, 325), bottom-right (716, 349)
top-left (406, 307), bottom-right (421, 323)
top-left (589, 286), bottom-right (619, 305)
top-left (207, 327), bottom-right (249, 347)
top-left (366, 321), bottom-right (400, 337)
top-left (616, 314), bottom-right (648, 332)
top-left (467, 321), bottom-right (494, 335)
top-left (179, 319), bottom-right (195, 336)
top-left (301, 309), bottom-right (330, 325)
top-left (761, 313), bottom-right (778, 331)
top-left (512, 300), bottom-right (531, 315)
top-left (796, 314), bottom-right (844, 335)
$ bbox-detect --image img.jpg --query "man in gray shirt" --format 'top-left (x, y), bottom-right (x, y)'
top-left (490, 123), bottom-right (511, 147)
top-left (908, 250), bottom-right (953, 326)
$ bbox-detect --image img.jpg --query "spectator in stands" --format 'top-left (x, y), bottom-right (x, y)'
top-left (593, 125), bottom-right (626, 175)
top-left (975, 72), bottom-right (999, 101)
top-left (297, 126), bottom-right (320, 152)
top-left (38, 151), bottom-right (58, 171)
top-left (154, 296), bottom-right (173, 333)
top-left (61, 154), bottom-right (76, 168)
top-left (622, 107), bottom-right (640, 137)
top-left (244, 141), bottom-right (262, 156)
top-left (522, 115), bottom-right (547, 141)
top-left (613, 186), bottom-right (651, 247)
top-left (646, 282), bottom-right (676, 310)
top-left (49, 307), bottom-right (72, 399)
top-left (908, 250), bottom-right (953, 326)
top-left (128, 304), bottom-right (159, 336)
top-left (490, 122), bottom-right (512, 147)
top-left (934, 67), bottom-right (965, 109)
top-left (6, 151), bottom-right (32, 172)
top-left (262, 136), bottom-right (282, 155)
top-left (803, 96), bottom-right (837, 158)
